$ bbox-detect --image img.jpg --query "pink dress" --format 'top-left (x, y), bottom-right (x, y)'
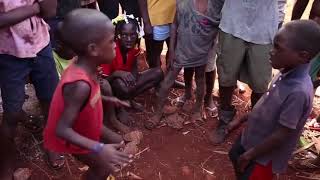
top-left (0, 0), bottom-right (50, 58)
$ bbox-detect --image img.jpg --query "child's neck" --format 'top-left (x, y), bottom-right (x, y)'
top-left (194, 0), bottom-right (209, 15)
top-left (76, 56), bottom-right (98, 78)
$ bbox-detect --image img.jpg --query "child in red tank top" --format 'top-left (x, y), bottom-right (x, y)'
top-left (43, 9), bottom-right (132, 179)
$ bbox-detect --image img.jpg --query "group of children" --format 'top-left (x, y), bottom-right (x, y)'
top-left (1, 0), bottom-right (320, 179)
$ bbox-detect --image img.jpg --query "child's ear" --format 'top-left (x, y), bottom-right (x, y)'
top-left (298, 51), bottom-right (312, 63)
top-left (87, 43), bottom-right (99, 57)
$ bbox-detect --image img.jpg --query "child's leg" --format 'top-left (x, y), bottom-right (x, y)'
top-left (100, 79), bottom-right (130, 133)
top-left (74, 153), bottom-right (111, 180)
top-left (112, 67), bottom-right (164, 99)
top-left (144, 67), bottom-right (182, 129)
top-left (145, 38), bottom-right (164, 68)
top-left (183, 67), bottom-right (194, 99)
top-left (176, 67), bottom-right (193, 106)
top-left (204, 69), bottom-right (216, 106)
top-left (194, 65), bottom-right (206, 113)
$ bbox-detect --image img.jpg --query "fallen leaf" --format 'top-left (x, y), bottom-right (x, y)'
top-left (78, 166), bottom-right (89, 172)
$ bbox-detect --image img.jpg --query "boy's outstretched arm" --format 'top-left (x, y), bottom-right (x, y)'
top-left (238, 125), bottom-right (292, 172)
top-left (0, 4), bottom-right (40, 28)
top-left (238, 92), bottom-right (308, 172)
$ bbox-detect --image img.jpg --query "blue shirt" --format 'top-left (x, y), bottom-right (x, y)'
top-left (241, 63), bottom-right (314, 173)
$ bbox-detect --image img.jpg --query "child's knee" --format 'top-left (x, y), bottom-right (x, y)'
top-left (112, 79), bottom-right (130, 99)
top-left (100, 79), bottom-right (113, 96)
top-left (154, 67), bottom-right (164, 80)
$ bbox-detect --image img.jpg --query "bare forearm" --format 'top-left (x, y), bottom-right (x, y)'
top-left (168, 17), bottom-right (178, 61)
top-left (101, 126), bottom-right (123, 143)
top-left (138, 0), bottom-right (151, 25)
top-left (0, 4), bottom-right (40, 29)
top-left (56, 126), bottom-right (99, 151)
top-left (246, 126), bottom-right (292, 159)
top-left (39, 0), bottom-right (57, 19)
top-left (292, 0), bottom-right (309, 20)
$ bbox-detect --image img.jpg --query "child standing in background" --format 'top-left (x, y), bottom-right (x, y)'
top-left (145, 0), bottom-right (221, 129)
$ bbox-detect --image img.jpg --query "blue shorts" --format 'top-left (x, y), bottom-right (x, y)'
top-left (0, 44), bottom-right (59, 113)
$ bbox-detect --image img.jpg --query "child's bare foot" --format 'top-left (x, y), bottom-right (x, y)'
top-left (174, 94), bottom-right (191, 107)
top-left (144, 114), bottom-right (162, 130)
top-left (166, 113), bottom-right (184, 130)
top-left (46, 151), bottom-right (65, 170)
top-left (191, 111), bottom-right (204, 124)
top-left (204, 96), bottom-right (218, 118)
top-left (117, 108), bottom-right (134, 126)
top-left (110, 117), bottom-right (131, 134)
top-left (130, 100), bottom-right (144, 112)
top-left (163, 105), bottom-right (178, 115)
top-left (226, 119), bottom-right (241, 133)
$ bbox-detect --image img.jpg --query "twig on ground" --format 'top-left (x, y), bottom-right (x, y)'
top-left (200, 167), bottom-right (214, 175)
top-left (65, 157), bottom-right (72, 176)
top-left (212, 150), bottom-right (228, 155)
top-left (30, 140), bottom-right (44, 150)
top-left (159, 172), bottom-right (162, 180)
top-left (201, 154), bottom-right (213, 167)
top-left (135, 147), bottom-right (150, 157)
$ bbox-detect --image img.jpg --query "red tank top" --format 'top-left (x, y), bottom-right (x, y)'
top-left (43, 64), bottom-right (103, 154)
top-left (100, 41), bottom-right (141, 75)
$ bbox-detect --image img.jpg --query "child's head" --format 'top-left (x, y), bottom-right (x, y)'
top-left (114, 15), bottom-right (140, 50)
top-left (59, 9), bottom-right (116, 65)
top-left (54, 22), bottom-right (76, 60)
top-left (270, 20), bottom-right (320, 70)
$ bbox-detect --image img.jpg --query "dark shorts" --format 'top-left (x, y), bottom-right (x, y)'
top-left (0, 44), bottom-right (59, 113)
top-left (229, 136), bottom-right (273, 180)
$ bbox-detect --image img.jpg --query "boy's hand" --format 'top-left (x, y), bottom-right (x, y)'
top-left (37, 0), bottom-right (57, 18)
top-left (119, 72), bottom-right (136, 87)
top-left (237, 149), bottom-right (254, 173)
top-left (102, 96), bottom-right (131, 108)
top-left (98, 142), bottom-right (132, 172)
top-left (227, 114), bottom-right (249, 133)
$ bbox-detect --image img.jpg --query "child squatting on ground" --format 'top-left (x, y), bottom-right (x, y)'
top-left (100, 15), bottom-right (164, 129)
top-left (43, 9), bottom-right (133, 180)
top-left (228, 20), bottom-right (320, 179)
top-left (145, 0), bottom-right (220, 129)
